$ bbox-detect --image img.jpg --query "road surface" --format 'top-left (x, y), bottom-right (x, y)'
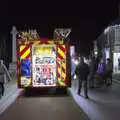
top-left (0, 88), bottom-right (88, 120)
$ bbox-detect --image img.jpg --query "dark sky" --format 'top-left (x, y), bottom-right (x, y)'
top-left (0, 0), bottom-right (119, 55)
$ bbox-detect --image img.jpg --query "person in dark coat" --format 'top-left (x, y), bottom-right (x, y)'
top-left (88, 57), bottom-right (97, 88)
top-left (105, 58), bottom-right (113, 85)
top-left (75, 56), bottom-right (90, 99)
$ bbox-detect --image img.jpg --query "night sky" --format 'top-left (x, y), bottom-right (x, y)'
top-left (0, 0), bottom-right (119, 55)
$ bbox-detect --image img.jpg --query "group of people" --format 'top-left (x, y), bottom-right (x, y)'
top-left (75, 56), bottom-right (113, 99)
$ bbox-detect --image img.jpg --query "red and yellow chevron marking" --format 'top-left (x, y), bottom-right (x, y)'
top-left (20, 45), bottom-right (31, 60)
top-left (57, 45), bottom-right (66, 87)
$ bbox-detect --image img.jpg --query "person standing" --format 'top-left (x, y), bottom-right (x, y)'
top-left (71, 58), bottom-right (77, 80)
top-left (75, 56), bottom-right (90, 99)
top-left (0, 60), bottom-right (11, 97)
top-left (118, 57), bottom-right (120, 70)
top-left (105, 58), bottom-right (112, 85)
top-left (97, 58), bottom-right (106, 81)
top-left (88, 57), bottom-right (96, 88)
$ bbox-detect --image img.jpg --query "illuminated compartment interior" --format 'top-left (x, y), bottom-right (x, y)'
top-left (32, 44), bottom-right (57, 87)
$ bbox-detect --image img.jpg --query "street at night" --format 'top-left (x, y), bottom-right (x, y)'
top-left (1, 1), bottom-right (120, 120)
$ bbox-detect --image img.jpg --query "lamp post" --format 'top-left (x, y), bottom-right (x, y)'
top-left (9, 26), bottom-right (18, 78)
top-left (11, 26), bottom-right (18, 63)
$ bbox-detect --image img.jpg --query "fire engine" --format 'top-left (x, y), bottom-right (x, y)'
top-left (16, 29), bottom-right (71, 90)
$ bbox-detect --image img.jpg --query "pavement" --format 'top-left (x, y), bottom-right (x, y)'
top-left (0, 79), bottom-right (22, 114)
top-left (69, 78), bottom-right (120, 120)
top-left (113, 73), bottom-right (120, 82)
top-left (1, 75), bottom-right (120, 120)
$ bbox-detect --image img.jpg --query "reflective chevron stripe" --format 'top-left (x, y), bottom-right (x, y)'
top-left (57, 45), bottom-right (66, 87)
top-left (20, 45), bottom-right (31, 60)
